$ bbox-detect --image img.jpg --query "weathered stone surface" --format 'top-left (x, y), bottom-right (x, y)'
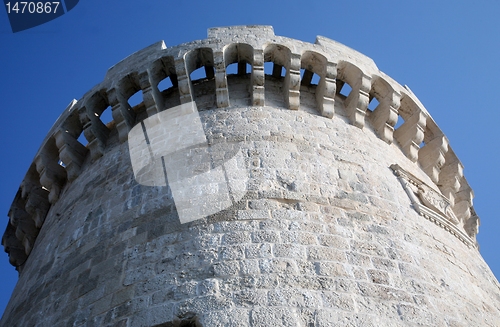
top-left (2, 26), bottom-right (499, 327)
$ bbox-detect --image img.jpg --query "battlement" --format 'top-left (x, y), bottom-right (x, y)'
top-left (2, 25), bottom-right (479, 270)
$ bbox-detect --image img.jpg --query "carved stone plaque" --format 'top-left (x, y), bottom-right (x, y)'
top-left (390, 164), bottom-right (475, 248)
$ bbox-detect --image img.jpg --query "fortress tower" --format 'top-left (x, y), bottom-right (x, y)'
top-left (2, 26), bottom-right (500, 326)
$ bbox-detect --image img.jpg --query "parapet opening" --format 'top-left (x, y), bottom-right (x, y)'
top-left (151, 56), bottom-right (180, 111)
top-left (189, 65), bottom-right (216, 110)
top-left (264, 43), bottom-right (291, 107)
top-left (128, 89), bottom-right (143, 108)
top-left (394, 115), bottom-right (405, 130)
top-left (300, 68), bottom-right (320, 86)
top-left (158, 76), bottom-right (173, 91)
top-left (226, 62), bottom-right (252, 75)
top-left (336, 80), bottom-right (352, 98)
top-left (190, 66), bottom-right (213, 82)
top-left (264, 61), bottom-right (286, 78)
top-left (184, 47), bottom-right (216, 110)
top-left (368, 97), bottom-right (380, 112)
top-left (264, 61), bottom-right (287, 107)
top-left (77, 132), bottom-right (88, 146)
top-left (226, 62), bottom-right (238, 75)
top-left (226, 61), bottom-right (252, 106)
top-left (99, 106), bottom-right (113, 127)
top-left (299, 68), bottom-right (320, 113)
top-left (158, 74), bottom-right (181, 110)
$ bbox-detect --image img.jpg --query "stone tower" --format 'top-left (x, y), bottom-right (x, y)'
top-left (2, 26), bottom-right (500, 326)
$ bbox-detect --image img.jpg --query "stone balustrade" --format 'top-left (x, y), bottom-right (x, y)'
top-left (2, 25), bottom-right (479, 270)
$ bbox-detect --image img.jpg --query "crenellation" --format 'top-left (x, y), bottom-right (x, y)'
top-left (301, 51), bottom-right (336, 118)
top-left (369, 75), bottom-right (401, 144)
top-left (418, 127), bottom-right (449, 184)
top-left (284, 52), bottom-right (301, 110)
top-left (8, 193), bottom-right (37, 258)
top-left (54, 128), bottom-right (88, 182)
top-left (438, 148), bottom-right (464, 206)
top-left (137, 68), bottom-right (162, 118)
top-left (251, 49), bottom-right (265, 106)
top-left (337, 61), bottom-right (371, 128)
top-left (393, 94), bottom-right (427, 162)
top-left (213, 49), bottom-right (230, 108)
top-left (453, 176), bottom-right (474, 223)
top-left (34, 139), bottom-right (67, 204)
top-left (78, 90), bottom-right (112, 160)
top-left (24, 179), bottom-right (50, 229)
top-left (1, 221), bottom-right (27, 267)
top-left (175, 57), bottom-right (194, 105)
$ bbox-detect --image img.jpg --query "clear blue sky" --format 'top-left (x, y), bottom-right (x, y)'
top-left (1, 0), bottom-right (499, 317)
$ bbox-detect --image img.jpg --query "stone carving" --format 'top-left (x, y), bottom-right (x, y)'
top-left (417, 183), bottom-right (459, 225)
top-left (391, 164), bottom-right (475, 247)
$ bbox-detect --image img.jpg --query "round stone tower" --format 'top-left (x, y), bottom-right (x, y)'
top-left (2, 26), bottom-right (500, 326)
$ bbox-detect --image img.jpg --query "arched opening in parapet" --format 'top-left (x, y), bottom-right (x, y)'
top-left (224, 43), bottom-right (254, 106)
top-left (368, 97), bottom-right (380, 111)
top-left (128, 90), bottom-right (143, 108)
top-left (226, 62), bottom-right (238, 75)
top-left (225, 62), bottom-right (252, 75)
top-left (127, 89), bottom-right (147, 124)
top-left (60, 102), bottom-right (90, 150)
top-left (99, 106), bottom-right (113, 126)
top-left (394, 115), bottom-right (404, 130)
top-left (264, 44), bottom-right (291, 108)
top-left (300, 69), bottom-right (319, 85)
top-left (336, 80), bottom-right (352, 98)
top-left (89, 93), bottom-right (113, 129)
top-left (77, 132), bottom-right (88, 146)
top-left (300, 51), bottom-right (329, 115)
top-left (117, 74), bottom-right (143, 125)
top-left (158, 76), bottom-right (173, 90)
top-left (85, 92), bottom-right (113, 144)
top-left (334, 78), bottom-right (354, 119)
top-left (185, 47), bottom-right (216, 110)
top-left (264, 61), bottom-right (286, 77)
top-left (153, 56), bottom-right (180, 111)
top-left (299, 68), bottom-right (319, 113)
top-left (393, 94), bottom-right (428, 159)
top-left (46, 137), bottom-right (68, 184)
top-left (300, 69), bottom-right (320, 85)
top-left (190, 66), bottom-right (212, 81)
top-left (158, 75), bottom-right (180, 110)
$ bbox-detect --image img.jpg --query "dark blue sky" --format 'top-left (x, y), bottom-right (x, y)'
top-left (1, 0), bottom-right (499, 317)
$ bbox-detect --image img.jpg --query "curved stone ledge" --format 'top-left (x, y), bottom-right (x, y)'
top-left (2, 25), bottom-right (479, 270)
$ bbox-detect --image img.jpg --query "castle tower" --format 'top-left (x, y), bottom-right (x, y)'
top-left (2, 26), bottom-right (500, 326)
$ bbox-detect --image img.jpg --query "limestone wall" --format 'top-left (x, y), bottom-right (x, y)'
top-left (1, 26), bottom-right (497, 326)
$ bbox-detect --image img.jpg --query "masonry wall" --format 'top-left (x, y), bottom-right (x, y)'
top-left (2, 76), bottom-right (500, 327)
